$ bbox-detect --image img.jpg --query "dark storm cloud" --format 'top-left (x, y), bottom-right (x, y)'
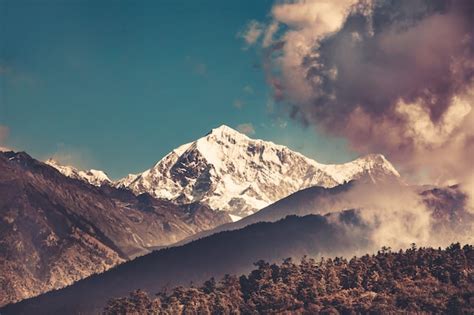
top-left (251, 0), bottom-right (474, 190)
top-left (300, 0), bottom-right (474, 129)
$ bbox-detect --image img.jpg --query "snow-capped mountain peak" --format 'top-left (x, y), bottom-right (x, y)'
top-left (322, 153), bottom-right (400, 184)
top-left (207, 124), bottom-right (250, 140)
top-left (116, 125), bottom-right (401, 218)
top-left (45, 158), bottom-right (110, 186)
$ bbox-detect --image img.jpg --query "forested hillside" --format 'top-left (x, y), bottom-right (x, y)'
top-left (105, 244), bottom-right (474, 314)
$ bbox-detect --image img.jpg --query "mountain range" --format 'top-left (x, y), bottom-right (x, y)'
top-left (0, 210), bottom-right (371, 314)
top-left (3, 182), bottom-right (472, 315)
top-left (1, 125), bottom-right (446, 312)
top-left (49, 125), bottom-right (401, 219)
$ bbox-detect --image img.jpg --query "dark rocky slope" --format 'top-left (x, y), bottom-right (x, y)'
top-left (0, 151), bottom-right (230, 306)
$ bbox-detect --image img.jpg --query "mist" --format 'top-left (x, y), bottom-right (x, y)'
top-left (339, 182), bottom-right (473, 252)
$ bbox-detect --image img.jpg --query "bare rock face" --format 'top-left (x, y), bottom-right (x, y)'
top-left (0, 151), bottom-right (230, 307)
top-left (117, 125), bottom-right (401, 218)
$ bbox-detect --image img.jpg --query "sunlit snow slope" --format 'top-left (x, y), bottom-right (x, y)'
top-left (117, 125), bottom-right (400, 217)
top-left (46, 159), bottom-right (111, 186)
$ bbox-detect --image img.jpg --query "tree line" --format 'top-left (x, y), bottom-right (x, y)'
top-left (104, 243), bottom-right (473, 314)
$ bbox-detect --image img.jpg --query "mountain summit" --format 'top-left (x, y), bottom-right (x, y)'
top-left (117, 125), bottom-right (400, 218)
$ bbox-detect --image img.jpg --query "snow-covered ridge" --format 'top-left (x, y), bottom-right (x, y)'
top-left (116, 125), bottom-right (401, 217)
top-left (45, 159), bottom-right (111, 186)
top-left (43, 125), bottom-right (400, 218)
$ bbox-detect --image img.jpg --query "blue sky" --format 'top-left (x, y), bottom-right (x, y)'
top-left (0, 0), bottom-right (354, 179)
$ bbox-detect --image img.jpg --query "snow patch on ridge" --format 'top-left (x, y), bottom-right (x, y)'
top-left (45, 159), bottom-right (111, 186)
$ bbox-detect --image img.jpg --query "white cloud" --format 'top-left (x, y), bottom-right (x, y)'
top-left (46, 144), bottom-right (98, 171)
top-left (238, 20), bottom-right (264, 46)
top-left (239, 0), bottom-right (357, 104)
top-left (236, 123), bottom-right (256, 136)
top-left (262, 21), bottom-right (279, 47)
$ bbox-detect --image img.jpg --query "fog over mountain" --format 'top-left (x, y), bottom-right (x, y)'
top-left (181, 180), bottom-right (474, 251)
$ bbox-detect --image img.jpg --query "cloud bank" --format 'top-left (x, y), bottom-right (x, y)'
top-left (246, 0), bottom-right (474, 194)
